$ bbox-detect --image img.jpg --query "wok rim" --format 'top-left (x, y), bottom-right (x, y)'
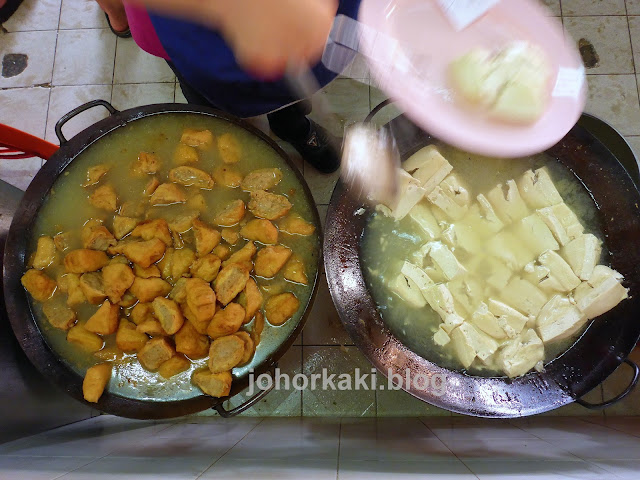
top-left (2, 102), bottom-right (322, 419)
top-left (324, 115), bottom-right (640, 418)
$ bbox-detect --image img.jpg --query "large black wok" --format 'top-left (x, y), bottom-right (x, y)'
top-left (3, 100), bottom-right (322, 419)
top-left (325, 103), bottom-right (640, 417)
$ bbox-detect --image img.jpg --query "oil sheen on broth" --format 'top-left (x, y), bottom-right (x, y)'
top-left (28, 113), bottom-right (320, 401)
top-left (361, 144), bottom-right (604, 377)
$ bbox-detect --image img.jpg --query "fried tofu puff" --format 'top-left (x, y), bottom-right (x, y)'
top-left (136, 319), bottom-right (165, 337)
top-left (119, 199), bottom-right (146, 218)
top-left (81, 164), bottom-right (110, 187)
top-left (67, 325), bottom-right (104, 352)
top-left (241, 168), bottom-right (283, 192)
top-left (173, 143), bottom-right (199, 165)
top-left (131, 219), bottom-right (172, 246)
top-left (250, 311), bottom-right (265, 346)
top-left (57, 273), bottom-right (86, 306)
top-left (208, 335), bottom-right (245, 373)
top-left (132, 152), bottom-right (161, 176)
top-left (21, 269), bottom-right (57, 301)
top-left (89, 185), bottom-right (118, 212)
top-left (213, 244), bottom-right (231, 260)
top-left (212, 165), bottom-right (242, 188)
top-left (206, 303), bottom-right (245, 339)
top-left (85, 300), bottom-right (120, 335)
top-left (130, 302), bottom-right (154, 325)
top-left (169, 166), bottom-right (214, 189)
top-left (186, 278), bottom-right (217, 324)
top-left (192, 370), bottom-right (232, 397)
top-left (116, 318), bottom-right (149, 352)
top-left (235, 331), bottom-right (255, 365)
top-left (145, 176), bottom-right (160, 196)
top-left (133, 264), bottom-right (161, 279)
top-left (53, 232), bottom-right (73, 252)
top-left (241, 278), bottom-right (263, 323)
top-left (217, 132), bottom-right (241, 164)
top-left (79, 272), bottom-right (106, 304)
top-left (102, 264), bottom-right (135, 303)
top-left (192, 219), bottom-right (222, 256)
top-left (248, 190), bottom-right (292, 220)
top-left (221, 228), bottom-right (240, 245)
top-left (81, 225), bottom-right (116, 251)
top-left (265, 292), bottom-right (300, 326)
top-left (64, 249), bottom-right (109, 273)
top-left (83, 363), bottom-right (112, 403)
top-left (171, 248), bottom-right (195, 279)
top-left (121, 238), bottom-right (166, 268)
top-left (181, 128), bottom-right (214, 149)
top-left (152, 297), bottom-right (184, 335)
top-left (150, 183), bottom-right (187, 206)
top-left (278, 213), bottom-right (316, 236)
top-left (137, 337), bottom-right (175, 371)
top-left (175, 320), bottom-right (210, 359)
top-left (213, 199), bottom-right (245, 226)
top-left (190, 254), bottom-right (221, 282)
top-left (42, 296), bottom-right (77, 330)
top-left (214, 264), bottom-right (250, 305)
top-left (33, 236), bottom-right (58, 269)
top-left (129, 277), bottom-right (172, 303)
top-left (283, 255), bottom-right (308, 285)
top-left (240, 219), bottom-right (278, 245)
top-left (222, 241), bottom-right (256, 268)
top-left (254, 245), bottom-right (292, 278)
top-left (169, 278), bottom-right (188, 305)
top-left (112, 216), bottom-right (138, 240)
top-left (158, 355), bottom-right (191, 379)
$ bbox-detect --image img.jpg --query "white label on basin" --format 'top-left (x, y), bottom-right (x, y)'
top-left (437, 0), bottom-right (500, 30)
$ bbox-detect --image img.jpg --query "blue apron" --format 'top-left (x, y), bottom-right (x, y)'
top-left (149, 1), bottom-right (361, 117)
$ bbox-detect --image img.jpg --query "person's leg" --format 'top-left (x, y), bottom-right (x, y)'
top-left (267, 101), bottom-right (341, 173)
top-left (95, 0), bottom-right (128, 34)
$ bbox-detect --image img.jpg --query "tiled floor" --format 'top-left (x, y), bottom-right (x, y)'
top-left (1, 0), bottom-right (640, 421)
top-left (0, 415), bottom-right (639, 479)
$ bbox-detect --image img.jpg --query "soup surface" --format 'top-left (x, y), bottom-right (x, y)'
top-left (361, 143), bottom-right (625, 377)
top-left (24, 113), bottom-right (320, 401)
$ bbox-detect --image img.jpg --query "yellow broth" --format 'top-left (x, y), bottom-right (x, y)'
top-left (28, 113), bottom-right (320, 401)
top-left (361, 145), bottom-right (605, 377)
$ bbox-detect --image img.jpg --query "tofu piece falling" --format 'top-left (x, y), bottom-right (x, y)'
top-left (573, 265), bottom-right (628, 319)
top-left (486, 180), bottom-right (529, 224)
top-left (450, 323), bottom-right (499, 368)
top-left (561, 234), bottom-right (602, 281)
top-left (536, 295), bottom-right (587, 343)
top-left (501, 277), bottom-right (548, 316)
top-left (408, 202), bottom-right (442, 240)
top-left (517, 167), bottom-right (563, 209)
top-left (402, 146), bottom-right (453, 195)
top-left (513, 214), bottom-right (560, 257)
top-left (496, 329), bottom-right (545, 378)
top-left (537, 203), bottom-right (584, 246)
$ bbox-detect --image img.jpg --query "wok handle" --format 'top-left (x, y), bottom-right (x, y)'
top-left (55, 99), bottom-right (119, 145)
top-left (576, 359), bottom-right (640, 410)
top-left (213, 363), bottom-right (278, 418)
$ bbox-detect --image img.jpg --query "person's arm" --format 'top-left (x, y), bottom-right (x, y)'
top-left (127, 0), bottom-right (338, 79)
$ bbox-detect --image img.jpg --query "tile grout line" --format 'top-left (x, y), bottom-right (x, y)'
top-left (110, 36), bottom-right (118, 104)
top-left (335, 418), bottom-right (343, 480)
top-left (192, 418), bottom-right (267, 479)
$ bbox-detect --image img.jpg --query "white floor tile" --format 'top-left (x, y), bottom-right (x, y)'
top-left (59, 0), bottom-right (108, 29)
top-left (0, 86), bottom-right (51, 137)
top-left (45, 84), bottom-right (113, 142)
top-left (200, 457), bottom-right (338, 480)
top-left (57, 456), bottom-right (213, 480)
top-left (339, 418), bottom-right (454, 462)
top-left (174, 83), bottom-right (188, 103)
top-left (0, 456), bottom-right (92, 480)
top-left (155, 418), bottom-right (260, 440)
top-left (593, 460), bottom-right (640, 479)
top-left (0, 31), bottom-right (57, 88)
top-left (52, 29), bottom-right (116, 86)
top-left (111, 83), bottom-right (175, 110)
top-left (558, 437), bottom-right (640, 461)
top-left (2, 0), bottom-right (61, 32)
top-left (463, 459), bottom-right (612, 479)
top-left (338, 459), bottom-right (476, 480)
top-left (442, 438), bottom-right (580, 462)
top-left (113, 39), bottom-right (175, 84)
top-left (429, 423), bottom-right (539, 443)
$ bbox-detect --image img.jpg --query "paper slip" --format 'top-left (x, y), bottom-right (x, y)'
top-left (437, 0), bottom-right (500, 30)
top-left (552, 67), bottom-right (585, 98)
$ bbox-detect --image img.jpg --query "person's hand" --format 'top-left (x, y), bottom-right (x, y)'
top-left (210, 0), bottom-right (339, 79)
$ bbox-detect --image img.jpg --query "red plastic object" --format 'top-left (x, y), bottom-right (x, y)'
top-left (0, 124), bottom-right (59, 160)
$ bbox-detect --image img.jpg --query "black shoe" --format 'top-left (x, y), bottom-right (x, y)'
top-left (105, 12), bottom-right (132, 39)
top-left (272, 119), bottom-right (341, 174)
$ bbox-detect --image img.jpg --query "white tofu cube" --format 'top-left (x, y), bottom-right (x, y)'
top-left (488, 231), bottom-right (536, 271)
top-left (427, 242), bottom-right (466, 280)
top-left (433, 326), bottom-right (451, 346)
top-left (448, 277), bottom-right (484, 316)
top-left (538, 250), bottom-right (581, 292)
top-left (427, 185), bottom-right (469, 220)
top-left (389, 273), bottom-right (427, 308)
top-left (561, 234), bottom-right (602, 281)
top-left (537, 203), bottom-right (584, 246)
top-left (501, 277), bottom-right (548, 316)
top-left (513, 214), bottom-right (560, 257)
top-left (400, 261), bottom-right (434, 294)
top-left (537, 295), bottom-right (587, 343)
top-left (574, 265), bottom-right (628, 319)
top-left (487, 299), bottom-right (528, 337)
top-left (423, 284), bottom-right (465, 332)
top-left (450, 322), bottom-right (499, 367)
top-left (496, 329), bottom-right (545, 378)
top-left (471, 302), bottom-right (509, 339)
top-left (442, 223), bottom-right (483, 255)
top-left (517, 167), bottom-right (563, 209)
top-left (408, 201), bottom-right (441, 240)
top-left (486, 180), bottom-right (529, 224)
top-left (402, 145), bottom-right (453, 195)
top-left (387, 170), bottom-right (427, 221)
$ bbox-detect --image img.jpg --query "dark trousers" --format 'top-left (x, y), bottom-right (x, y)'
top-left (167, 61), bottom-right (311, 140)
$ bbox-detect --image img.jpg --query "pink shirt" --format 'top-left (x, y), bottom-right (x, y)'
top-left (123, 3), bottom-right (170, 60)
